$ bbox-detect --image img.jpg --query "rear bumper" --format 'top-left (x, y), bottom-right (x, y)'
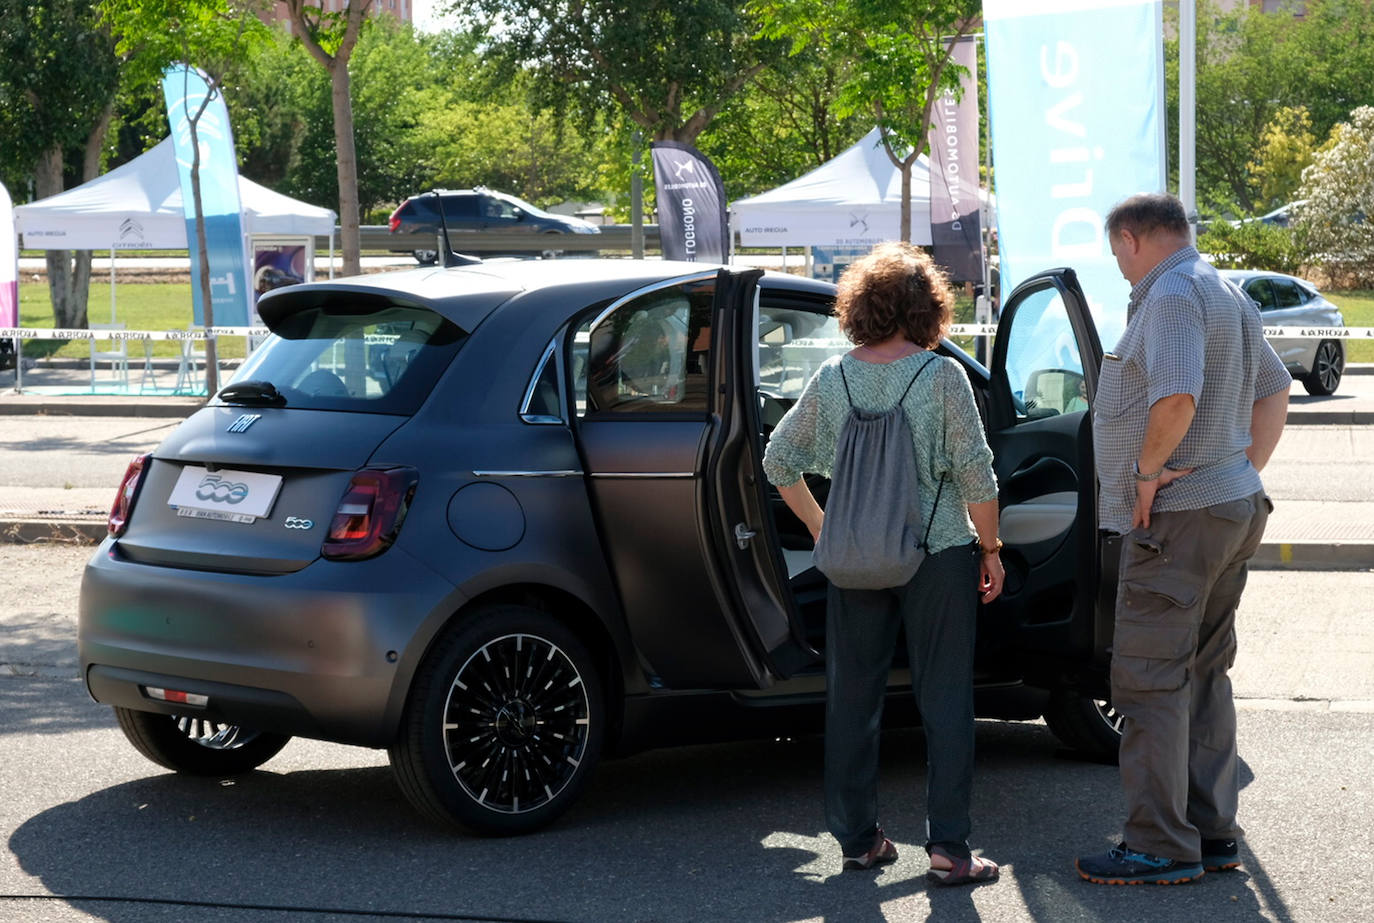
top-left (78, 540), bottom-right (458, 747)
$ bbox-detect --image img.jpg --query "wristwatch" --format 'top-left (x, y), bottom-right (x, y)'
top-left (980, 539), bottom-right (1003, 555)
top-left (1134, 460), bottom-right (1164, 482)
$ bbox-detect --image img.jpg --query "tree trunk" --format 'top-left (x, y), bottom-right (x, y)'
top-left (331, 59), bottom-right (362, 277)
top-left (900, 161), bottom-right (912, 243)
top-left (35, 146), bottom-right (90, 329)
top-left (187, 120), bottom-right (220, 395)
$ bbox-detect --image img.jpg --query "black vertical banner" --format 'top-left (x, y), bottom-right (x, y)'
top-left (928, 37), bottom-right (983, 282)
top-left (651, 141), bottom-right (728, 263)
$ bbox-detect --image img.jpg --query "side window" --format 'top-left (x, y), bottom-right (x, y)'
top-left (1245, 279), bottom-right (1278, 310)
top-left (756, 303), bottom-right (848, 399)
top-left (1000, 288), bottom-right (1086, 420)
top-left (483, 197), bottom-right (519, 221)
top-left (574, 280), bottom-right (714, 416)
top-left (441, 195), bottom-right (478, 221)
top-left (1272, 279), bottom-right (1305, 308)
top-left (520, 342), bottom-right (564, 423)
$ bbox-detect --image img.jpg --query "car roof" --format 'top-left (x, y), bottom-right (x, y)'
top-left (1216, 268), bottom-right (1314, 287)
top-left (257, 259), bottom-right (836, 333)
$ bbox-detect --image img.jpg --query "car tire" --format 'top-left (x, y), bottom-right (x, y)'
top-left (1042, 690), bottom-right (1122, 763)
top-left (540, 231), bottom-right (564, 260)
top-left (1302, 340), bottom-right (1343, 396)
top-left (113, 707), bottom-right (290, 775)
top-left (388, 604), bottom-right (605, 835)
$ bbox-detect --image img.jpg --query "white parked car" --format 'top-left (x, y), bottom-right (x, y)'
top-left (1219, 269), bottom-right (1346, 395)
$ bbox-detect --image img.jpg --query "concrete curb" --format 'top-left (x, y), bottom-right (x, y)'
top-left (1249, 540), bottom-right (1374, 571)
top-left (0, 399), bottom-right (202, 418)
top-left (3, 516), bottom-right (1370, 571)
top-left (1, 519), bottom-right (107, 544)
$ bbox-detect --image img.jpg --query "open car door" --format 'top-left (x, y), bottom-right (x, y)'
top-left (570, 269), bottom-right (814, 692)
top-left (982, 268), bottom-right (1112, 690)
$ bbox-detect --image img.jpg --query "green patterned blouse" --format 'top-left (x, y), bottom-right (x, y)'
top-left (761, 351), bottom-right (999, 555)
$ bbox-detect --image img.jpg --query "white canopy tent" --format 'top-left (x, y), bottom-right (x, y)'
top-left (732, 128), bottom-right (934, 249)
top-left (14, 137), bottom-right (336, 250)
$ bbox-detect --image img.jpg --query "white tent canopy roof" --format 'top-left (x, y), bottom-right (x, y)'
top-left (732, 128), bottom-right (933, 248)
top-left (14, 137), bottom-right (336, 250)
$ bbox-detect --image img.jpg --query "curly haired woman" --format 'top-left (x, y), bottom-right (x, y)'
top-left (762, 242), bottom-right (1002, 885)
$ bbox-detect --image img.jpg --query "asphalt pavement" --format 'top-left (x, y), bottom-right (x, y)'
top-left (2, 359), bottom-right (1372, 569)
top-left (2, 544), bottom-right (1372, 922)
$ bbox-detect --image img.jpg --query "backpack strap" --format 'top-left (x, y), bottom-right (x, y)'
top-left (919, 475), bottom-right (946, 552)
top-left (897, 353), bottom-right (939, 406)
top-left (838, 363), bottom-right (854, 407)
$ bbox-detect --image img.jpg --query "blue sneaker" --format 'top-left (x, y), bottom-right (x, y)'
top-left (1076, 843), bottom-right (1204, 885)
top-left (1201, 838), bottom-right (1241, 872)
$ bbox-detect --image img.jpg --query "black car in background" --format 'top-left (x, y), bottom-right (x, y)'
top-left (79, 259), bottom-right (1116, 836)
top-left (388, 188), bottom-right (601, 263)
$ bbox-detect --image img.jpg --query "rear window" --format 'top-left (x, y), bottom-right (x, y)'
top-left (229, 304), bottom-right (465, 414)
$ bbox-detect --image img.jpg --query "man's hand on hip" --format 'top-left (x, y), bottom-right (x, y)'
top-left (1133, 466), bottom-right (1193, 529)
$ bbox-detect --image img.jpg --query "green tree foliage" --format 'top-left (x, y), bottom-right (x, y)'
top-left (1196, 221), bottom-right (1301, 275)
top-left (1247, 106), bottom-right (1317, 213)
top-left (0, 0), bottom-right (120, 329)
top-left (1296, 106), bottom-right (1374, 287)
top-left (279, 0), bottom-right (372, 274)
top-left (1166, 0), bottom-right (1294, 216)
top-left (463, 0), bottom-right (780, 143)
top-left (695, 42), bottom-right (865, 199)
top-left (102, 0), bottom-right (269, 389)
top-left (1171, 0), bottom-right (1374, 219)
top-left (752, 0), bottom-right (980, 241)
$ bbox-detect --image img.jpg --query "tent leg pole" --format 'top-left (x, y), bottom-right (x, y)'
top-left (110, 245), bottom-right (116, 324)
top-left (13, 337), bottom-right (21, 393)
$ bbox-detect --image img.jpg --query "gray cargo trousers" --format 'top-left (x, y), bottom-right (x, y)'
top-left (1111, 490), bottom-right (1270, 863)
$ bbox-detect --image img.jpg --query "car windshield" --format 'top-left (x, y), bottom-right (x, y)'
top-left (228, 304), bottom-right (466, 414)
top-left (494, 192), bottom-right (549, 217)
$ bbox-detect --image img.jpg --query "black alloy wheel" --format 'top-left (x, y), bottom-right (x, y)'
top-left (389, 605), bottom-right (604, 835)
top-left (113, 706), bottom-right (291, 775)
top-left (1302, 340), bottom-right (1343, 396)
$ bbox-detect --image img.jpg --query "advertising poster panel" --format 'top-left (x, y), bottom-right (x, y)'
top-left (985, 0), bottom-right (1166, 345)
top-left (651, 142), bottom-right (729, 263)
top-left (162, 64), bottom-right (251, 327)
top-left (928, 36), bottom-right (983, 283)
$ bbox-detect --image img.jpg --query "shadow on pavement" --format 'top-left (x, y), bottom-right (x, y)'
top-left (0, 677), bottom-right (113, 737)
top-left (8, 719), bottom-right (1289, 923)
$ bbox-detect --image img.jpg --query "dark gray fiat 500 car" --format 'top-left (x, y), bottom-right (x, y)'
top-left (80, 259), bottom-right (1116, 835)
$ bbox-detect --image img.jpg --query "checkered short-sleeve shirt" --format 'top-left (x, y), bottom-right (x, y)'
top-left (1092, 247), bottom-right (1291, 534)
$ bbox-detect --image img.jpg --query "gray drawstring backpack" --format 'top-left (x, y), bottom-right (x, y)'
top-left (812, 355), bottom-right (945, 589)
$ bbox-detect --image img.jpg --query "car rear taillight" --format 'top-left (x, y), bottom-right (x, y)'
top-left (108, 453), bottom-right (151, 537)
top-left (388, 205), bottom-right (403, 232)
top-left (322, 467), bottom-right (418, 561)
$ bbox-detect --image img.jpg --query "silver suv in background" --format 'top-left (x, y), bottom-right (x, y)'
top-left (1220, 269), bottom-right (1346, 395)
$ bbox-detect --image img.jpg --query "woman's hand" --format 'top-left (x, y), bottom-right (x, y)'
top-left (978, 550), bottom-right (1004, 603)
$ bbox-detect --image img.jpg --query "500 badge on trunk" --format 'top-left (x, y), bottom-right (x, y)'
top-left (168, 465), bottom-right (283, 523)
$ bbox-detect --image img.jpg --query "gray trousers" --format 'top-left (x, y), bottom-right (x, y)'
top-left (1111, 490), bottom-right (1270, 862)
top-left (824, 543), bottom-right (979, 858)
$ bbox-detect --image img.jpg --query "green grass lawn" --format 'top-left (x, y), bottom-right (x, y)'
top-left (1326, 290), bottom-right (1374, 363)
top-left (16, 279), bottom-right (1373, 365)
top-left (17, 281), bottom-right (249, 360)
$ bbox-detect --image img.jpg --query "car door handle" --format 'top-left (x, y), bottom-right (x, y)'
top-left (734, 523), bottom-right (757, 549)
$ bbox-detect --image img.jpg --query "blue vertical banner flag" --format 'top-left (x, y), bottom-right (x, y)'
top-left (928, 36), bottom-right (983, 283)
top-left (161, 64), bottom-right (251, 326)
top-left (984, 0), bottom-right (1166, 342)
top-left (651, 142), bottom-right (729, 263)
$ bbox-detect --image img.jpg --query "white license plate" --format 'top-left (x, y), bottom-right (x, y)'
top-left (168, 466), bottom-right (283, 522)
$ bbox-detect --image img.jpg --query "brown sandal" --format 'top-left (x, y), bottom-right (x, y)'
top-left (926, 844), bottom-right (999, 886)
